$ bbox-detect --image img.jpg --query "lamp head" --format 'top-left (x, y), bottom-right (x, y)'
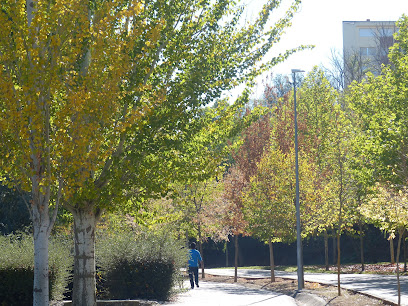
top-left (291, 69), bottom-right (305, 73)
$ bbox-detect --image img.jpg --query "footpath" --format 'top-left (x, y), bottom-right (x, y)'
top-left (164, 279), bottom-right (298, 306)
top-left (203, 268), bottom-right (408, 306)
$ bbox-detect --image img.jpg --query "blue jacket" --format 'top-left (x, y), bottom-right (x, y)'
top-left (188, 249), bottom-right (202, 267)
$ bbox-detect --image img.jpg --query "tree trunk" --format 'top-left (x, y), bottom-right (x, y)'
top-left (404, 231), bottom-right (407, 273)
top-left (198, 239), bottom-right (205, 279)
top-left (71, 207), bottom-right (97, 306)
top-left (390, 237), bottom-right (395, 264)
top-left (268, 238), bottom-right (275, 282)
top-left (32, 203), bottom-right (50, 306)
top-left (26, 0), bottom-right (55, 304)
top-left (337, 232), bottom-right (341, 296)
top-left (234, 234), bottom-right (238, 282)
top-left (332, 234), bottom-right (337, 265)
top-left (396, 229), bottom-right (403, 306)
top-left (324, 231), bottom-right (329, 271)
top-left (225, 241), bottom-right (229, 267)
top-left (359, 221), bottom-right (365, 272)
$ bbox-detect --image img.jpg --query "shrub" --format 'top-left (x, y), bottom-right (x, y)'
top-left (96, 230), bottom-right (187, 301)
top-left (0, 267), bottom-right (58, 306)
top-left (0, 232), bottom-right (72, 304)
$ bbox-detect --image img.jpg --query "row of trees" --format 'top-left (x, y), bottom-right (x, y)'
top-left (0, 0), bottom-right (308, 305)
top-left (244, 15), bottom-right (408, 302)
top-left (145, 15), bottom-right (408, 303)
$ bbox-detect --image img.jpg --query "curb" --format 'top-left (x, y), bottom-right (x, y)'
top-left (58, 300), bottom-right (159, 305)
top-left (292, 290), bottom-right (326, 306)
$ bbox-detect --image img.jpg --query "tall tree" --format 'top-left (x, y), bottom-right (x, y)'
top-left (347, 15), bottom-right (408, 303)
top-left (0, 1), bottom-right (139, 304)
top-left (242, 144), bottom-right (321, 282)
top-left (348, 15), bottom-right (408, 193)
top-left (296, 68), bottom-right (342, 268)
top-left (223, 107), bottom-right (272, 281)
top-left (0, 0), bottom-right (307, 303)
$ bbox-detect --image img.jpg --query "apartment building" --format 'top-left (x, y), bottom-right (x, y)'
top-left (342, 19), bottom-right (397, 85)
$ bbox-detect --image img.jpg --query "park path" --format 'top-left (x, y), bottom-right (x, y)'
top-left (205, 268), bottom-right (408, 306)
top-left (163, 279), bottom-right (297, 306)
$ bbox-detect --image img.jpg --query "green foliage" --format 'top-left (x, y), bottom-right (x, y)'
top-left (0, 233), bottom-right (72, 302)
top-left (242, 145), bottom-right (296, 243)
top-left (99, 259), bottom-right (175, 301)
top-left (96, 229), bottom-right (186, 301)
top-left (0, 233), bottom-right (34, 270)
top-left (360, 184), bottom-right (408, 234)
top-left (348, 15), bottom-right (408, 186)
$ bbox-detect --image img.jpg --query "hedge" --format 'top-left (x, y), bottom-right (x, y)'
top-left (0, 233), bottom-right (72, 305)
top-left (96, 230), bottom-right (186, 301)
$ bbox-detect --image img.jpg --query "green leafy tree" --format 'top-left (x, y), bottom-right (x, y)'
top-left (296, 68), bottom-right (340, 269)
top-left (360, 184), bottom-right (408, 306)
top-left (64, 0), bottom-right (307, 301)
top-left (347, 14), bottom-right (408, 273)
top-left (0, 0), bottom-right (307, 304)
top-left (348, 15), bottom-right (408, 187)
top-left (242, 145), bottom-right (296, 282)
top-left (346, 15), bottom-right (408, 303)
top-left (329, 102), bottom-right (356, 296)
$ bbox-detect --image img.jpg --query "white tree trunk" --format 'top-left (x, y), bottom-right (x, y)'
top-left (72, 207), bottom-right (97, 306)
top-left (33, 204), bottom-right (50, 306)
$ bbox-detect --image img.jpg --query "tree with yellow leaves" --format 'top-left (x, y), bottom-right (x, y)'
top-left (0, 0), bottom-right (306, 304)
top-left (0, 0), bottom-right (142, 304)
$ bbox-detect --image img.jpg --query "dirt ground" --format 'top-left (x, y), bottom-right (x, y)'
top-left (203, 274), bottom-right (394, 306)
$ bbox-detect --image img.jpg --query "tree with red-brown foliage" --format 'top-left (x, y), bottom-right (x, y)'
top-left (223, 105), bottom-right (272, 281)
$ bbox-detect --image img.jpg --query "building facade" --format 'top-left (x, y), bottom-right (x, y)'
top-left (342, 19), bottom-right (397, 86)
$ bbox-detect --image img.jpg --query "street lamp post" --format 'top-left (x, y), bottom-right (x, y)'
top-left (292, 68), bottom-right (304, 291)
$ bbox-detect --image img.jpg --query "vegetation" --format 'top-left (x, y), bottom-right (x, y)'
top-left (0, 0), bottom-right (407, 303)
top-left (0, 0), bottom-right (306, 304)
top-left (96, 229), bottom-right (186, 301)
top-left (0, 232), bottom-right (72, 303)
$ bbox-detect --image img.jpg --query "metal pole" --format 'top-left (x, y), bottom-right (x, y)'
top-left (292, 69), bottom-right (304, 290)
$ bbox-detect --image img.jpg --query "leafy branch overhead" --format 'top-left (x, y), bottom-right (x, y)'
top-left (0, 0), bottom-right (307, 304)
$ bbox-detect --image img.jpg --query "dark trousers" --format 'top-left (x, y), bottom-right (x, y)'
top-left (188, 266), bottom-right (199, 288)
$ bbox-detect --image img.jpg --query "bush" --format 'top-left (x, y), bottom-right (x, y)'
top-left (0, 232), bottom-right (72, 304)
top-left (96, 230), bottom-right (187, 301)
top-left (0, 267), bottom-right (58, 306)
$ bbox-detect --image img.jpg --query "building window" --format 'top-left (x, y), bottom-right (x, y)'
top-left (359, 28), bottom-right (374, 37)
top-left (360, 47), bottom-right (376, 56)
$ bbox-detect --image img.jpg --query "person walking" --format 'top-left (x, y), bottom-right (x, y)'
top-left (188, 242), bottom-right (203, 289)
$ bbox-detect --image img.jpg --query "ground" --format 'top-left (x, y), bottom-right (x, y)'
top-left (203, 264), bottom-right (405, 306)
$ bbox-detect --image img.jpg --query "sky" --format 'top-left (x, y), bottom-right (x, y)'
top-left (239, 0), bottom-right (408, 97)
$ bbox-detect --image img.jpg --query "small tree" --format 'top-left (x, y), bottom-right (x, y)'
top-left (360, 184), bottom-right (408, 306)
top-left (242, 145), bottom-right (296, 281)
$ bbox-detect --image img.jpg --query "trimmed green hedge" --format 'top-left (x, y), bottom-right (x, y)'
top-left (96, 230), bottom-right (186, 301)
top-left (0, 267), bottom-right (58, 306)
top-left (0, 233), bottom-right (72, 304)
top-left (101, 258), bottom-right (174, 300)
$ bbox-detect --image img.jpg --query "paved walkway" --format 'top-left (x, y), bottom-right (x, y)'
top-left (205, 268), bottom-right (408, 306)
top-left (164, 280), bottom-right (297, 306)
